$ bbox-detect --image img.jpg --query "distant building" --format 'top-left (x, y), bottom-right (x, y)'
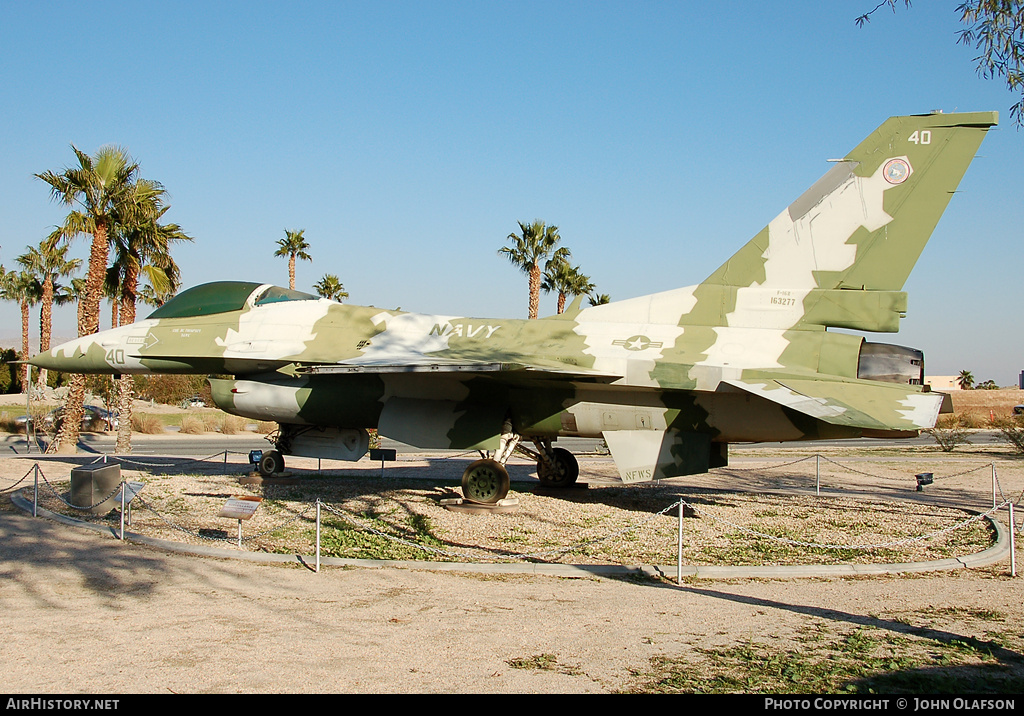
top-left (926, 376), bottom-right (961, 391)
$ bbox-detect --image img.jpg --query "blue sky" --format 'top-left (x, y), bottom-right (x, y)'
top-left (2, 1), bottom-right (1021, 384)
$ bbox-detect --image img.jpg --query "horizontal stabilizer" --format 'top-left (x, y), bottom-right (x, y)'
top-left (722, 377), bottom-right (945, 431)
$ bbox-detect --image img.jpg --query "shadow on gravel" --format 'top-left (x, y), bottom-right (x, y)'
top-left (0, 508), bottom-right (169, 607)
top-left (680, 584), bottom-right (1024, 691)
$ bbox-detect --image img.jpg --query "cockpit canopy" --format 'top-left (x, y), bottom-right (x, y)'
top-left (147, 282), bottom-right (319, 319)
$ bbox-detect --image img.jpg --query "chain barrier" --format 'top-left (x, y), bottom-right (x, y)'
top-left (724, 452), bottom-right (999, 485)
top-left (129, 493), bottom-right (225, 541)
top-left (720, 455), bottom-right (818, 472)
top-left (10, 452), bottom-right (1020, 565)
top-left (85, 450), bottom-right (246, 470)
top-left (818, 455), bottom-right (894, 480)
top-left (990, 468), bottom-right (1024, 511)
top-left (128, 492), bottom-right (317, 544)
top-left (504, 500), bottom-right (681, 561)
top-left (0, 466), bottom-right (35, 493)
top-left (319, 496), bottom-right (681, 562)
top-left (436, 451), bottom-right (480, 462)
top-left (24, 457), bottom-right (310, 541)
top-left (242, 503), bottom-right (316, 541)
top-left (677, 497), bottom-right (1009, 552)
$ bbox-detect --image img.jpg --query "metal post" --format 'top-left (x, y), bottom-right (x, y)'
top-left (677, 501), bottom-right (683, 586)
top-left (816, 454), bottom-right (820, 496)
top-left (992, 464), bottom-right (997, 510)
top-left (1010, 502), bottom-right (1016, 578)
top-left (119, 481), bottom-right (126, 540)
top-left (224, 451), bottom-right (228, 467)
top-left (316, 499), bottom-right (322, 574)
top-left (237, 519), bottom-right (243, 548)
top-left (32, 464), bottom-right (39, 517)
top-left (25, 388), bottom-right (31, 454)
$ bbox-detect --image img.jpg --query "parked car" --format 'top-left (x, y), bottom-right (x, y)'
top-left (1014, 405), bottom-right (1024, 416)
top-left (180, 395), bottom-right (206, 409)
top-left (15, 405), bottom-right (118, 433)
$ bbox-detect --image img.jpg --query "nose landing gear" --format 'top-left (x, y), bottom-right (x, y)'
top-left (460, 459), bottom-right (511, 504)
top-left (257, 450), bottom-right (286, 477)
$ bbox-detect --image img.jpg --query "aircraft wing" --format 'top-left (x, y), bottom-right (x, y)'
top-left (291, 356), bottom-right (622, 382)
top-left (722, 376), bottom-right (945, 432)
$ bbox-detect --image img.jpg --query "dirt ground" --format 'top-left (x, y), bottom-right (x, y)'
top-left (3, 438), bottom-right (1024, 694)
top-left (950, 388), bottom-right (1024, 417)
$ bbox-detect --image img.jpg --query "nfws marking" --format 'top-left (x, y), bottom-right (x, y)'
top-left (429, 323), bottom-right (502, 339)
top-left (624, 468), bottom-right (654, 481)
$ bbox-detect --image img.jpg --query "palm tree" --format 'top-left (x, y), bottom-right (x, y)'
top-left (2, 270), bottom-right (41, 394)
top-left (105, 271), bottom-right (121, 329)
top-left (957, 370), bottom-right (975, 390)
top-left (542, 260), bottom-right (594, 315)
top-left (275, 229), bottom-right (312, 290)
top-left (0, 267), bottom-right (25, 391)
top-left (137, 280), bottom-right (177, 308)
top-left (105, 181), bottom-right (192, 453)
top-left (587, 293), bottom-right (611, 306)
top-left (17, 235), bottom-right (82, 390)
top-left (107, 182), bottom-right (190, 329)
top-left (314, 274), bottom-right (349, 302)
top-left (36, 145), bottom-right (154, 452)
top-left (499, 220), bottom-right (569, 319)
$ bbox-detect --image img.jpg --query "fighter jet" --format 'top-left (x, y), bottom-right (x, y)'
top-left (32, 111), bottom-right (997, 503)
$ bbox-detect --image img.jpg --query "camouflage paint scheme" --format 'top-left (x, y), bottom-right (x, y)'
top-left (32, 112), bottom-right (997, 485)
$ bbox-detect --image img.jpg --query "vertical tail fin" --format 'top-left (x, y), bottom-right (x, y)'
top-left (703, 111), bottom-right (997, 292)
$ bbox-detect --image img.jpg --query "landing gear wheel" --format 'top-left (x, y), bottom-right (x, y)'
top-left (537, 447), bottom-right (579, 488)
top-left (461, 458), bottom-right (511, 504)
top-left (258, 450), bottom-right (285, 477)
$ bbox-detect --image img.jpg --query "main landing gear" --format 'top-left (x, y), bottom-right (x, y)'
top-left (459, 422), bottom-right (580, 504)
top-left (535, 446), bottom-right (580, 488)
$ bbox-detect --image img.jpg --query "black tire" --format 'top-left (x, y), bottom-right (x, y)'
top-left (536, 447), bottom-right (579, 488)
top-left (258, 450), bottom-right (285, 477)
top-left (461, 458), bottom-right (511, 504)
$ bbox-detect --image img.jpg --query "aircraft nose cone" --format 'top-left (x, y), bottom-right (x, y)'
top-left (27, 350), bottom-right (64, 372)
top-left (29, 337), bottom-right (113, 374)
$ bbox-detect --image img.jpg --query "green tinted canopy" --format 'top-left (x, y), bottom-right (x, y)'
top-left (148, 282), bottom-right (320, 319)
top-left (147, 282), bottom-right (264, 319)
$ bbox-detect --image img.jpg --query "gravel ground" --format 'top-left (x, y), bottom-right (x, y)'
top-left (2, 441), bottom-right (1024, 693)
top-left (12, 452), bottom-right (1005, 568)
